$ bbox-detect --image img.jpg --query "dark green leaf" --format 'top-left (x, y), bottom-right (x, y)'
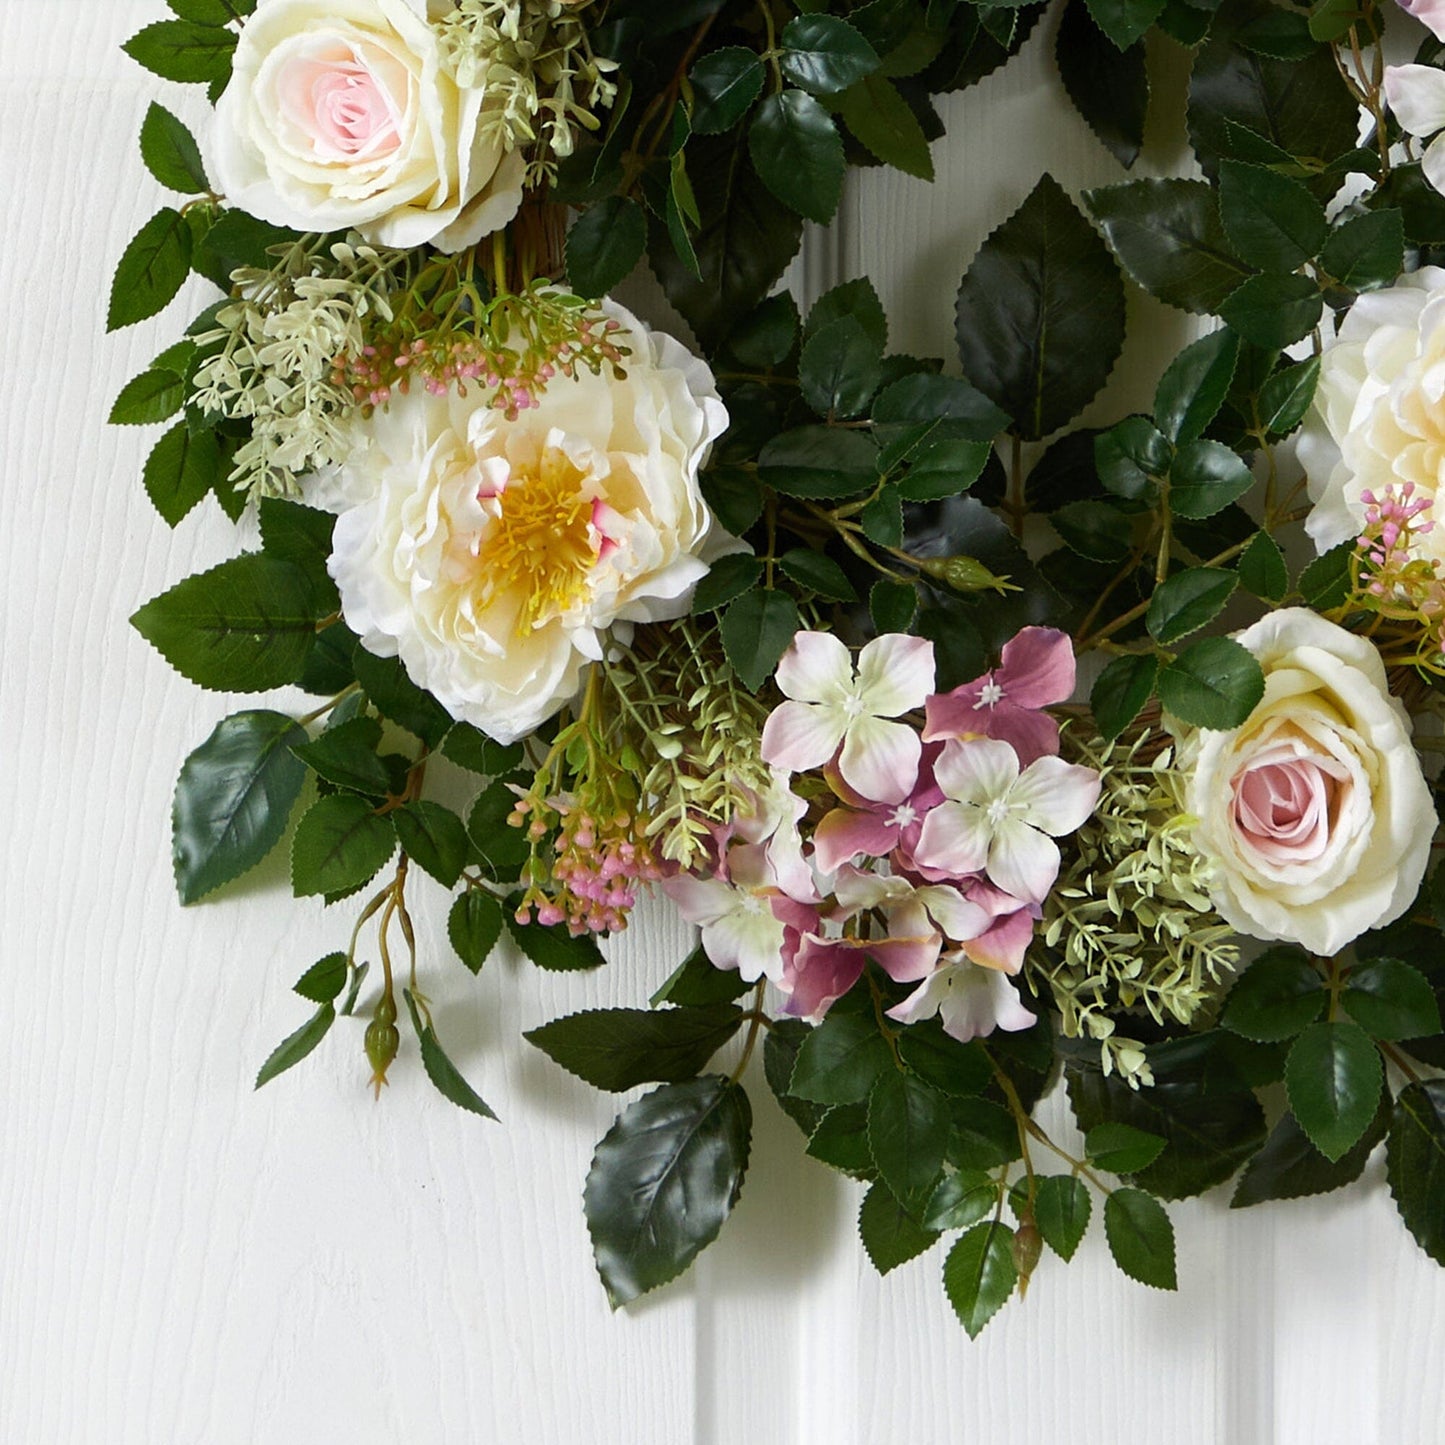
top-left (868, 1069), bottom-right (950, 1211)
top-left (402, 990), bottom-right (498, 1119)
top-left (1232, 1102), bottom-right (1387, 1207)
top-left (946, 1096), bottom-right (1022, 1172)
top-left (943, 1223), bottom-right (1018, 1338)
top-left (506, 914), bottom-right (606, 971)
top-left (142, 422), bottom-right (222, 527)
top-left (799, 315), bottom-right (883, 418)
top-left (870, 578), bottom-right (918, 633)
top-left (1155, 329), bottom-right (1240, 444)
top-left (394, 800), bottom-right (469, 887)
top-left (860, 485), bottom-right (904, 548)
top-left (294, 952), bottom-right (347, 1005)
top-left (109, 367), bottom-right (185, 426)
top-left (1096, 415), bottom-right (1170, 501)
top-left (1086, 1122), bottom-right (1167, 1174)
top-left (1146, 566), bottom-right (1238, 644)
top-left (254, 1003), bottom-right (334, 1088)
top-left (835, 73), bottom-right (935, 180)
top-left (721, 589), bottom-right (801, 691)
top-left (789, 1009), bottom-right (892, 1104)
top-left (526, 1005), bottom-right (743, 1092)
top-left (1082, 0), bottom-right (1165, 48)
top-left (955, 173), bottom-right (1126, 440)
top-left (172, 710), bottom-right (308, 903)
top-left (895, 439), bottom-right (992, 501)
top-left (195, 209), bottom-right (299, 288)
top-left (763, 1018), bottom-right (827, 1136)
top-left (1237, 529), bottom-right (1288, 602)
top-left (123, 19), bottom-right (235, 84)
top-left (352, 648), bottom-right (452, 747)
top-left (777, 548), bottom-right (858, 601)
top-left (748, 90), bottom-right (845, 224)
top-left (1222, 947), bottom-right (1324, 1042)
top-left (1387, 1080), bottom-right (1445, 1265)
top-left (292, 716), bottom-right (393, 797)
top-left (805, 275), bottom-right (888, 348)
top-left (896, 1020), bottom-right (991, 1096)
top-left (758, 424), bottom-right (878, 498)
top-left (653, 946), bottom-right (755, 1008)
top-left (859, 1183), bottom-right (941, 1274)
top-left (1218, 273), bottom-right (1323, 349)
top-left (726, 293), bottom-right (800, 368)
top-left (1218, 160), bottom-right (1328, 272)
top-left (1051, 499), bottom-right (1133, 563)
top-left (139, 101), bottom-right (209, 193)
top-left (1256, 355), bottom-right (1320, 437)
top-left (467, 773), bottom-right (530, 875)
top-left (689, 47), bottom-right (766, 134)
top-left (1086, 178), bottom-right (1250, 313)
top-left (566, 196), bottom-right (647, 297)
top-left (807, 1102), bottom-right (876, 1176)
top-left (780, 14), bottom-right (880, 94)
top-left (692, 553), bottom-right (764, 614)
top-left (439, 723), bottom-right (523, 776)
top-left (168, 0), bottom-right (255, 20)
top-left (1286, 1020), bottom-right (1383, 1162)
top-left (1168, 438), bottom-right (1255, 520)
top-left (1158, 635), bottom-right (1265, 729)
top-left (1320, 209), bottom-right (1405, 293)
top-left (291, 794), bottom-right (395, 898)
top-left (1034, 1174), bottom-right (1092, 1261)
top-left (108, 208), bottom-right (192, 331)
top-left (131, 555), bottom-right (320, 692)
top-left (1343, 958), bottom-right (1442, 1043)
top-left (922, 1170), bottom-right (997, 1231)
top-left (1297, 541), bottom-right (1353, 610)
top-left (585, 1076), bottom-right (751, 1306)
top-left (1056, 4), bottom-right (1149, 168)
top-left (448, 891), bottom-right (503, 974)
top-left (1091, 652), bottom-right (1158, 740)
top-left (1104, 1188), bottom-right (1177, 1289)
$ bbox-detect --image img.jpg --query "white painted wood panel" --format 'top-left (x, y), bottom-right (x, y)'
top-left (4, 6), bottom-right (1445, 1442)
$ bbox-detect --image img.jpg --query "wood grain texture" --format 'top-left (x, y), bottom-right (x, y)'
top-left (4, 5), bottom-right (1445, 1443)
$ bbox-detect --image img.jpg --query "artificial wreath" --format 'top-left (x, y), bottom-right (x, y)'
top-left (110, 0), bottom-right (1445, 1336)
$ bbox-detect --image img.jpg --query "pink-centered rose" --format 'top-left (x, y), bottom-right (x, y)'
top-left (212, 0), bottom-right (525, 252)
top-left (1173, 608), bottom-right (1435, 956)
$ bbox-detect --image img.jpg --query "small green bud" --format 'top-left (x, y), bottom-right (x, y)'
top-left (366, 991), bottom-right (400, 1099)
top-left (915, 555), bottom-right (1019, 595)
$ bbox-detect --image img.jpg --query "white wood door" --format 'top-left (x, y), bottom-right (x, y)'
top-left (5, 6), bottom-right (1445, 1441)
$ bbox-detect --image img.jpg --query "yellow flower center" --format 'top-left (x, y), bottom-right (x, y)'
top-left (484, 445), bottom-right (600, 634)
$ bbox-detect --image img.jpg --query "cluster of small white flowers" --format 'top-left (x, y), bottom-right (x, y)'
top-left (191, 240), bottom-right (399, 497)
top-left (433, 0), bottom-right (618, 184)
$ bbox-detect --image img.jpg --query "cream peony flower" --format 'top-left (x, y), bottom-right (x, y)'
top-left (1174, 609), bottom-right (1434, 957)
top-left (324, 299), bottom-right (735, 742)
top-left (212, 0), bottom-right (524, 252)
top-left (1298, 267), bottom-right (1445, 564)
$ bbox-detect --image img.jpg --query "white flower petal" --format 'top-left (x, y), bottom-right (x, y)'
top-left (1385, 64), bottom-right (1445, 140)
top-left (761, 699), bottom-right (849, 774)
top-left (774, 630), bottom-right (853, 705)
top-left (855, 632), bottom-right (936, 717)
top-left (987, 818), bottom-right (1060, 903)
top-left (1009, 755), bottom-right (1101, 836)
top-left (933, 736), bottom-right (1020, 806)
top-left (837, 715), bottom-right (921, 805)
top-left (914, 801), bottom-right (991, 878)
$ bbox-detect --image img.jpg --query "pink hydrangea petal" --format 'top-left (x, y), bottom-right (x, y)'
top-left (987, 818), bottom-right (1060, 902)
top-left (869, 931), bottom-right (942, 983)
top-left (997, 626), bottom-right (1077, 708)
top-left (781, 936), bottom-right (865, 1019)
top-left (813, 807), bottom-right (900, 873)
top-left (855, 633), bottom-right (936, 717)
top-left (916, 885), bottom-right (990, 943)
top-left (933, 736), bottom-right (1019, 805)
top-left (921, 687), bottom-right (987, 743)
top-left (984, 703), bottom-right (1060, 768)
top-left (774, 630), bottom-right (853, 705)
top-left (913, 801), bottom-right (991, 878)
top-left (1008, 756), bottom-right (1102, 835)
top-left (761, 699), bottom-right (848, 774)
top-left (960, 907), bottom-right (1036, 975)
top-left (838, 715), bottom-right (921, 805)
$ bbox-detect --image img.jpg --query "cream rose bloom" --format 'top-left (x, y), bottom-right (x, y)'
top-left (324, 300), bottom-right (736, 742)
top-left (1174, 608), bottom-right (1434, 957)
top-left (212, 0), bottom-right (524, 252)
top-left (1299, 267), bottom-right (1445, 564)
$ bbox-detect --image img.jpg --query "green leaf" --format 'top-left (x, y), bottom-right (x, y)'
top-left (1237, 530), bottom-right (1288, 602)
top-left (107, 208), bottom-right (193, 331)
top-left (955, 173), bottom-right (1126, 440)
top-left (1343, 958), bottom-right (1442, 1043)
top-left (799, 315), bottom-right (883, 419)
top-left (393, 801), bottom-right (469, 887)
top-left (1158, 635), bottom-right (1265, 729)
top-left (142, 423), bottom-right (222, 529)
top-left (1034, 1175), bottom-right (1092, 1261)
top-left (255, 1004), bottom-right (334, 1088)
top-left (922, 1170), bottom-right (997, 1232)
top-left (1256, 355), bottom-right (1320, 437)
top-left (748, 90), bottom-right (845, 224)
top-left (172, 710), bottom-right (308, 904)
top-left (467, 773), bottom-right (530, 875)
top-left (692, 553), bottom-right (764, 615)
top-left (780, 14), bottom-right (880, 95)
top-left (1146, 566), bottom-right (1238, 645)
top-left (868, 1069), bottom-right (950, 1212)
top-left (895, 439), bottom-right (992, 502)
top-left (689, 47), bottom-right (766, 134)
top-left (860, 485), bottom-right (903, 548)
top-left (946, 1096), bottom-right (1023, 1172)
top-left (292, 717), bottom-right (393, 797)
top-left (403, 991), bottom-right (498, 1120)
top-left (763, 1018), bottom-right (827, 1137)
top-left (194, 209), bottom-right (299, 288)
top-left (1218, 273), bottom-right (1323, 350)
top-left (291, 794), bottom-right (395, 898)
top-left (294, 952), bottom-right (347, 1005)
top-left (439, 724), bottom-right (523, 776)
top-left (806, 276), bottom-right (887, 348)
top-left (757, 424), bottom-right (878, 498)
top-left (726, 293), bottom-right (800, 368)
top-left (1232, 1103), bottom-right (1387, 1207)
top-left (1095, 415), bottom-right (1170, 501)
top-left (789, 1010), bottom-right (892, 1105)
top-left (777, 548), bottom-right (857, 601)
top-left (859, 1183), bottom-right (940, 1275)
top-left (168, 0), bottom-right (255, 20)
top-left (1285, 1020), bottom-right (1384, 1163)
top-left (834, 73), bottom-right (935, 180)
top-left (352, 648), bottom-right (452, 747)
top-left (942, 1223), bottom-right (1018, 1338)
top-left (808, 1103), bottom-right (876, 1177)
top-left (1387, 1080), bottom-right (1445, 1266)
top-left (566, 196), bottom-right (647, 298)
top-left (1086, 1122), bottom-right (1167, 1174)
top-left (139, 102), bottom-right (209, 193)
top-left (525, 1005), bottom-right (744, 1091)
top-left (506, 914), bottom-right (606, 971)
top-left (721, 589), bottom-right (800, 692)
top-left (1051, 499), bottom-right (1133, 564)
top-left (1297, 541), bottom-right (1353, 610)
top-left (1056, 5), bottom-right (1149, 169)
top-left (1168, 439), bottom-right (1255, 520)
top-left (873, 372), bottom-right (1008, 446)
top-left (1086, 178), bottom-right (1250, 314)
top-left (1154, 329), bottom-right (1240, 445)
top-left (895, 1021), bottom-right (991, 1097)
top-left (870, 578), bottom-right (917, 634)
top-left (585, 1076), bottom-right (751, 1306)
top-left (109, 367), bottom-right (185, 427)
top-left (1091, 652), bottom-right (1158, 740)
top-left (655, 948), bottom-right (754, 1009)
top-left (448, 891), bottom-right (503, 974)
top-left (1104, 1188), bottom-right (1177, 1289)
top-left (1222, 947), bottom-right (1325, 1042)
top-left (122, 19), bottom-right (235, 84)
top-left (1218, 160), bottom-right (1328, 273)
top-left (1083, 0), bottom-right (1166, 49)
top-left (131, 555), bottom-right (320, 692)
top-left (1320, 209), bottom-right (1405, 293)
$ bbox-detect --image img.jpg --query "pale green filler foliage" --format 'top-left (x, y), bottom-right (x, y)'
top-left (434, 0), bottom-right (619, 186)
top-left (1029, 727), bottom-right (1239, 1089)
